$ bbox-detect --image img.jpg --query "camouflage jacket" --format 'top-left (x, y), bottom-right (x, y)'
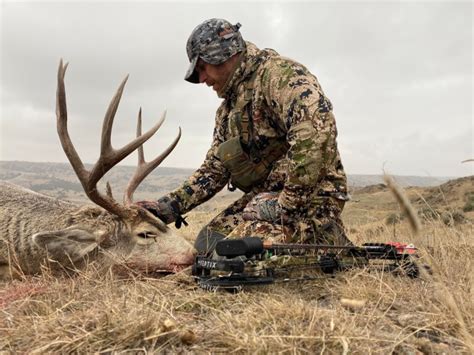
top-left (168, 42), bottom-right (347, 219)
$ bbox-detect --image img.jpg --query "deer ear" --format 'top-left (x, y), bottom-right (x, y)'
top-left (32, 229), bottom-right (99, 266)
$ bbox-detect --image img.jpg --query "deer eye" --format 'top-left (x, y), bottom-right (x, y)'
top-left (137, 232), bottom-right (157, 240)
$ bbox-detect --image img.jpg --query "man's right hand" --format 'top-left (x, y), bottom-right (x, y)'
top-left (135, 200), bottom-right (169, 223)
top-left (135, 197), bottom-right (188, 228)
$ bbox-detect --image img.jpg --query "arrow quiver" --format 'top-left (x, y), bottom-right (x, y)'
top-left (192, 237), bottom-right (421, 292)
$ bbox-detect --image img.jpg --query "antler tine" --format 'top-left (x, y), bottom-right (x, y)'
top-left (100, 75), bottom-right (129, 155)
top-left (88, 94), bottom-right (166, 188)
top-left (137, 108), bottom-right (145, 165)
top-left (124, 110), bottom-right (181, 205)
top-left (56, 59), bottom-right (89, 184)
top-left (105, 181), bottom-right (114, 199)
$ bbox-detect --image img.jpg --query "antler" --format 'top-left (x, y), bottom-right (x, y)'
top-left (56, 59), bottom-right (175, 218)
top-left (124, 108), bottom-right (181, 205)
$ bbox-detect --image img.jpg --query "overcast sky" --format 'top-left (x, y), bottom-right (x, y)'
top-left (1, 0), bottom-right (472, 177)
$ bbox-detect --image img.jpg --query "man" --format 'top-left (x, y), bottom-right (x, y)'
top-left (137, 18), bottom-right (351, 254)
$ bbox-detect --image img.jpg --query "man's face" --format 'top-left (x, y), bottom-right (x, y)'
top-left (195, 58), bottom-right (236, 93)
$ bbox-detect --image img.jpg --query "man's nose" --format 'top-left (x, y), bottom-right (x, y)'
top-left (198, 70), bottom-right (207, 84)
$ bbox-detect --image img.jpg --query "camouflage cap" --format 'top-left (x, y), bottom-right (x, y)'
top-left (185, 18), bottom-right (246, 83)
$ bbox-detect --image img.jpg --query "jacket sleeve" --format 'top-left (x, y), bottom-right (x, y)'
top-left (260, 58), bottom-right (340, 217)
top-left (166, 103), bottom-right (231, 214)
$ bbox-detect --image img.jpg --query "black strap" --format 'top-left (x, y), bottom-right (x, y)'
top-left (170, 200), bottom-right (188, 229)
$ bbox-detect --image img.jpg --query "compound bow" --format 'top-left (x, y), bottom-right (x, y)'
top-left (192, 237), bottom-right (421, 291)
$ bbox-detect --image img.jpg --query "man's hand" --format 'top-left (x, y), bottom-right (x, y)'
top-left (135, 197), bottom-right (188, 228)
top-left (135, 200), bottom-right (172, 223)
top-left (242, 192), bottom-right (288, 223)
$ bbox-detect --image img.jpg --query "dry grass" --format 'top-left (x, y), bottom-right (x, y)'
top-left (1, 183), bottom-right (473, 353)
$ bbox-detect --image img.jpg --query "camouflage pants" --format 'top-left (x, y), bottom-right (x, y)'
top-left (194, 192), bottom-right (352, 254)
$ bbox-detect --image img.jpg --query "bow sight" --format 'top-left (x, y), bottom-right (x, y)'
top-left (192, 237), bottom-right (421, 291)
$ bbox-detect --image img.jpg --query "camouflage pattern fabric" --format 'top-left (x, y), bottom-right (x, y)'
top-left (198, 191), bottom-right (350, 246)
top-left (197, 191), bottom-right (294, 245)
top-left (166, 41), bottom-right (349, 245)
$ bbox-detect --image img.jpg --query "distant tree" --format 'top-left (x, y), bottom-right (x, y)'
top-left (462, 192), bottom-right (474, 212)
top-left (385, 213), bottom-right (402, 225)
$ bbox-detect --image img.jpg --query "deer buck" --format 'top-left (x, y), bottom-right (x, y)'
top-left (0, 60), bottom-right (196, 279)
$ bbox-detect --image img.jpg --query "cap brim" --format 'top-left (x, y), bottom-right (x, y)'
top-left (184, 56), bottom-right (200, 84)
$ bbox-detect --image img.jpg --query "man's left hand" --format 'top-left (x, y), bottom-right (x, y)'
top-left (242, 192), bottom-right (288, 223)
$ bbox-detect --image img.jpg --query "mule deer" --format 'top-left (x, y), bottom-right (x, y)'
top-left (0, 60), bottom-right (196, 279)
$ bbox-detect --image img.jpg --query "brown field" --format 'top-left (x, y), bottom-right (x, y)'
top-left (1, 176), bottom-right (473, 353)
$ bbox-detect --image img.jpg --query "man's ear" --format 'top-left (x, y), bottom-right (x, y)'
top-left (32, 228), bottom-right (99, 266)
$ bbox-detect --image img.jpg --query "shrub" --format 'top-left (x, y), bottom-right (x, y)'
top-left (418, 207), bottom-right (441, 221)
top-left (441, 210), bottom-right (466, 226)
top-left (462, 192), bottom-right (474, 212)
top-left (385, 213), bottom-right (402, 225)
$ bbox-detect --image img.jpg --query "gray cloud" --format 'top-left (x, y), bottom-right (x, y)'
top-left (1, 1), bottom-right (472, 177)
